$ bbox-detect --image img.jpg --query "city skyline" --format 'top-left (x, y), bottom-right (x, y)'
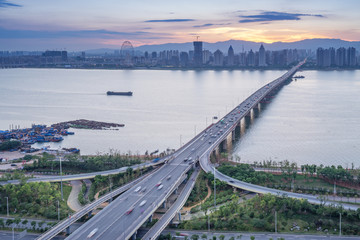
top-left (1, 0), bottom-right (360, 50)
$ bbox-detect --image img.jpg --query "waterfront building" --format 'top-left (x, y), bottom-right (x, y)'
top-left (258, 44), bottom-right (266, 67)
top-left (213, 49), bottom-right (224, 66)
top-left (227, 45), bottom-right (234, 66)
top-left (247, 49), bottom-right (255, 66)
top-left (193, 41), bottom-right (203, 67)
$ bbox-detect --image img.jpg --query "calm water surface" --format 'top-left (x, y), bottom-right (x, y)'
top-left (0, 68), bottom-right (359, 167)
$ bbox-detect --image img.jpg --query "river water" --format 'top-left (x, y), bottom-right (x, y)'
top-left (0, 68), bottom-right (359, 167)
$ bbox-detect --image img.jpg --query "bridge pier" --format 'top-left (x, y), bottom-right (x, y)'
top-left (66, 226), bottom-right (71, 235)
top-left (131, 230), bottom-right (137, 240)
top-left (88, 210), bottom-right (92, 218)
top-left (178, 212), bottom-right (181, 222)
top-left (253, 106), bottom-right (259, 117)
top-left (148, 214), bottom-right (153, 223)
top-left (162, 200), bottom-right (166, 209)
top-left (235, 124), bottom-right (241, 140)
top-left (173, 187), bottom-right (178, 194)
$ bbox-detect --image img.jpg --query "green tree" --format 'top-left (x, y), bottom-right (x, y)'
top-left (201, 234), bottom-right (207, 239)
top-left (250, 236), bottom-right (255, 240)
top-left (219, 235), bottom-right (225, 240)
top-left (31, 221), bottom-right (36, 230)
top-left (14, 217), bottom-right (21, 228)
top-left (191, 234), bottom-right (199, 240)
top-left (6, 219), bottom-right (13, 227)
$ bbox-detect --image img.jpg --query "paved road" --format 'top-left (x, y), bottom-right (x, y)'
top-left (0, 161), bottom-right (159, 185)
top-left (67, 181), bottom-right (82, 212)
top-left (142, 168), bottom-right (200, 239)
top-left (65, 125), bottom-right (210, 240)
top-left (36, 173), bottom-right (152, 240)
top-left (63, 61), bottom-right (306, 240)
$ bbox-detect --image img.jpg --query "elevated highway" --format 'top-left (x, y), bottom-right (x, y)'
top-left (62, 60), bottom-right (307, 240)
top-left (39, 59), bottom-right (355, 240)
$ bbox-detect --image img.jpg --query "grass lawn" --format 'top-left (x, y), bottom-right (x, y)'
top-left (270, 174), bottom-right (354, 192)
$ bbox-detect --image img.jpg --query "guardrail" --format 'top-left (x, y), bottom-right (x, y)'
top-left (36, 170), bottom-right (157, 240)
top-left (142, 169), bottom-right (200, 239)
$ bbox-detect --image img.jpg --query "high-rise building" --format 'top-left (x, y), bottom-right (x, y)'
top-left (247, 49), bottom-right (255, 66)
top-left (258, 44), bottom-right (266, 67)
top-left (180, 52), bottom-right (189, 67)
top-left (203, 50), bottom-right (211, 65)
top-left (213, 49), bottom-right (224, 66)
top-left (227, 45), bottom-right (234, 66)
top-left (336, 47), bottom-right (346, 66)
top-left (347, 47), bottom-right (356, 66)
top-left (193, 41), bottom-right (203, 67)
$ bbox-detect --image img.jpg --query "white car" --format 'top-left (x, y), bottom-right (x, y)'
top-left (87, 228), bottom-right (98, 238)
top-left (134, 186), bottom-right (141, 192)
top-left (139, 200), bottom-right (147, 207)
top-left (157, 184), bottom-right (164, 190)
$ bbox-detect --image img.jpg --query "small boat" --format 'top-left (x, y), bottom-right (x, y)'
top-left (106, 91), bottom-right (133, 96)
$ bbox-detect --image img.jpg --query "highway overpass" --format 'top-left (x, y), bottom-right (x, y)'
top-left (40, 59), bottom-right (352, 240)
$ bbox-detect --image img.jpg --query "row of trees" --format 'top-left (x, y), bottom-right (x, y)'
top-left (0, 182), bottom-right (71, 219)
top-left (218, 163), bottom-right (274, 185)
top-left (181, 193), bottom-right (360, 235)
top-left (23, 152), bottom-right (142, 173)
top-left (0, 140), bottom-right (21, 151)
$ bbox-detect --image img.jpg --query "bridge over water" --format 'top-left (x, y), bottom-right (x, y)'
top-left (38, 59), bottom-right (356, 240)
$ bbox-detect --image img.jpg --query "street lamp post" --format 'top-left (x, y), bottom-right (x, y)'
top-left (213, 167), bottom-right (216, 208)
top-left (60, 157), bottom-right (63, 201)
top-left (275, 211), bottom-right (277, 233)
top-left (339, 212), bottom-right (342, 236)
top-left (5, 197), bottom-right (9, 217)
top-left (57, 200), bottom-right (60, 221)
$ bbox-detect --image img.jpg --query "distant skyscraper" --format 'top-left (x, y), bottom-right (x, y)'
top-left (347, 47), bottom-right (356, 66)
top-left (213, 49), bottom-right (224, 66)
top-left (227, 45), bottom-right (234, 66)
top-left (247, 49), bottom-right (255, 66)
top-left (258, 44), bottom-right (266, 67)
top-left (203, 50), bottom-right (211, 64)
top-left (336, 47), bottom-right (346, 66)
top-left (316, 47), bottom-right (324, 66)
top-left (193, 41), bottom-right (203, 67)
top-left (180, 51), bottom-right (189, 67)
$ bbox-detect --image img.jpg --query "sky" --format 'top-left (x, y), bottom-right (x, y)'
top-left (0, 0), bottom-right (360, 51)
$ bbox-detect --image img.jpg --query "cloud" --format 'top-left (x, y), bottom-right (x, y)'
top-left (193, 23), bottom-right (231, 28)
top-left (145, 19), bottom-right (195, 23)
top-left (0, 28), bottom-right (170, 39)
top-left (0, 0), bottom-right (21, 8)
top-left (239, 11), bottom-right (324, 23)
top-left (193, 23), bottom-right (214, 28)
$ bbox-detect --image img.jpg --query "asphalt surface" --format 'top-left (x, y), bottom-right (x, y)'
top-left (36, 173), bottom-right (151, 240)
top-left (0, 162), bottom-right (157, 185)
top-left (141, 168), bottom-right (201, 239)
top-left (62, 61), bottom-right (305, 240)
top-left (67, 180), bottom-right (82, 211)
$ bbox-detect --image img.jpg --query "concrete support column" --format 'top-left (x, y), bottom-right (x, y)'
top-left (174, 188), bottom-right (178, 194)
top-left (148, 214), bottom-right (153, 223)
top-left (162, 200), bottom-right (166, 209)
top-left (178, 212), bottom-right (181, 222)
top-left (88, 210), bottom-right (92, 218)
top-left (131, 230), bottom-right (137, 240)
top-left (66, 226), bottom-right (71, 235)
top-left (253, 107), bottom-right (259, 117)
